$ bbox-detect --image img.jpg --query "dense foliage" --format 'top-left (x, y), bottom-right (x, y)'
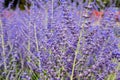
top-left (0, 0), bottom-right (120, 80)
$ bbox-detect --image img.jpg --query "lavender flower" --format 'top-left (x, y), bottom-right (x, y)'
top-left (0, 0), bottom-right (120, 80)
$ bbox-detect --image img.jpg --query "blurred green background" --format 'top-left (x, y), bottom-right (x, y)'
top-left (3, 0), bottom-right (31, 10)
top-left (3, 0), bottom-right (120, 10)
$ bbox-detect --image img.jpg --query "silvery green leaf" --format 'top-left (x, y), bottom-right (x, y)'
top-left (114, 27), bottom-right (120, 37)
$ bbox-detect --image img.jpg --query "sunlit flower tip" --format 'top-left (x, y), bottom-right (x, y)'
top-left (83, 14), bottom-right (90, 18)
top-left (92, 65), bottom-right (97, 70)
top-left (79, 73), bottom-right (83, 77)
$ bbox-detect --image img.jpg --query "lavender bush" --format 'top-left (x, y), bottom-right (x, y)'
top-left (0, 0), bottom-right (120, 80)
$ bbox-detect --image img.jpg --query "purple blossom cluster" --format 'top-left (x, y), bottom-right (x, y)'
top-left (0, 0), bottom-right (120, 80)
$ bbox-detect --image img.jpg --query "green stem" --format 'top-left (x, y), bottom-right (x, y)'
top-left (0, 19), bottom-right (7, 73)
top-left (70, 24), bottom-right (84, 80)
